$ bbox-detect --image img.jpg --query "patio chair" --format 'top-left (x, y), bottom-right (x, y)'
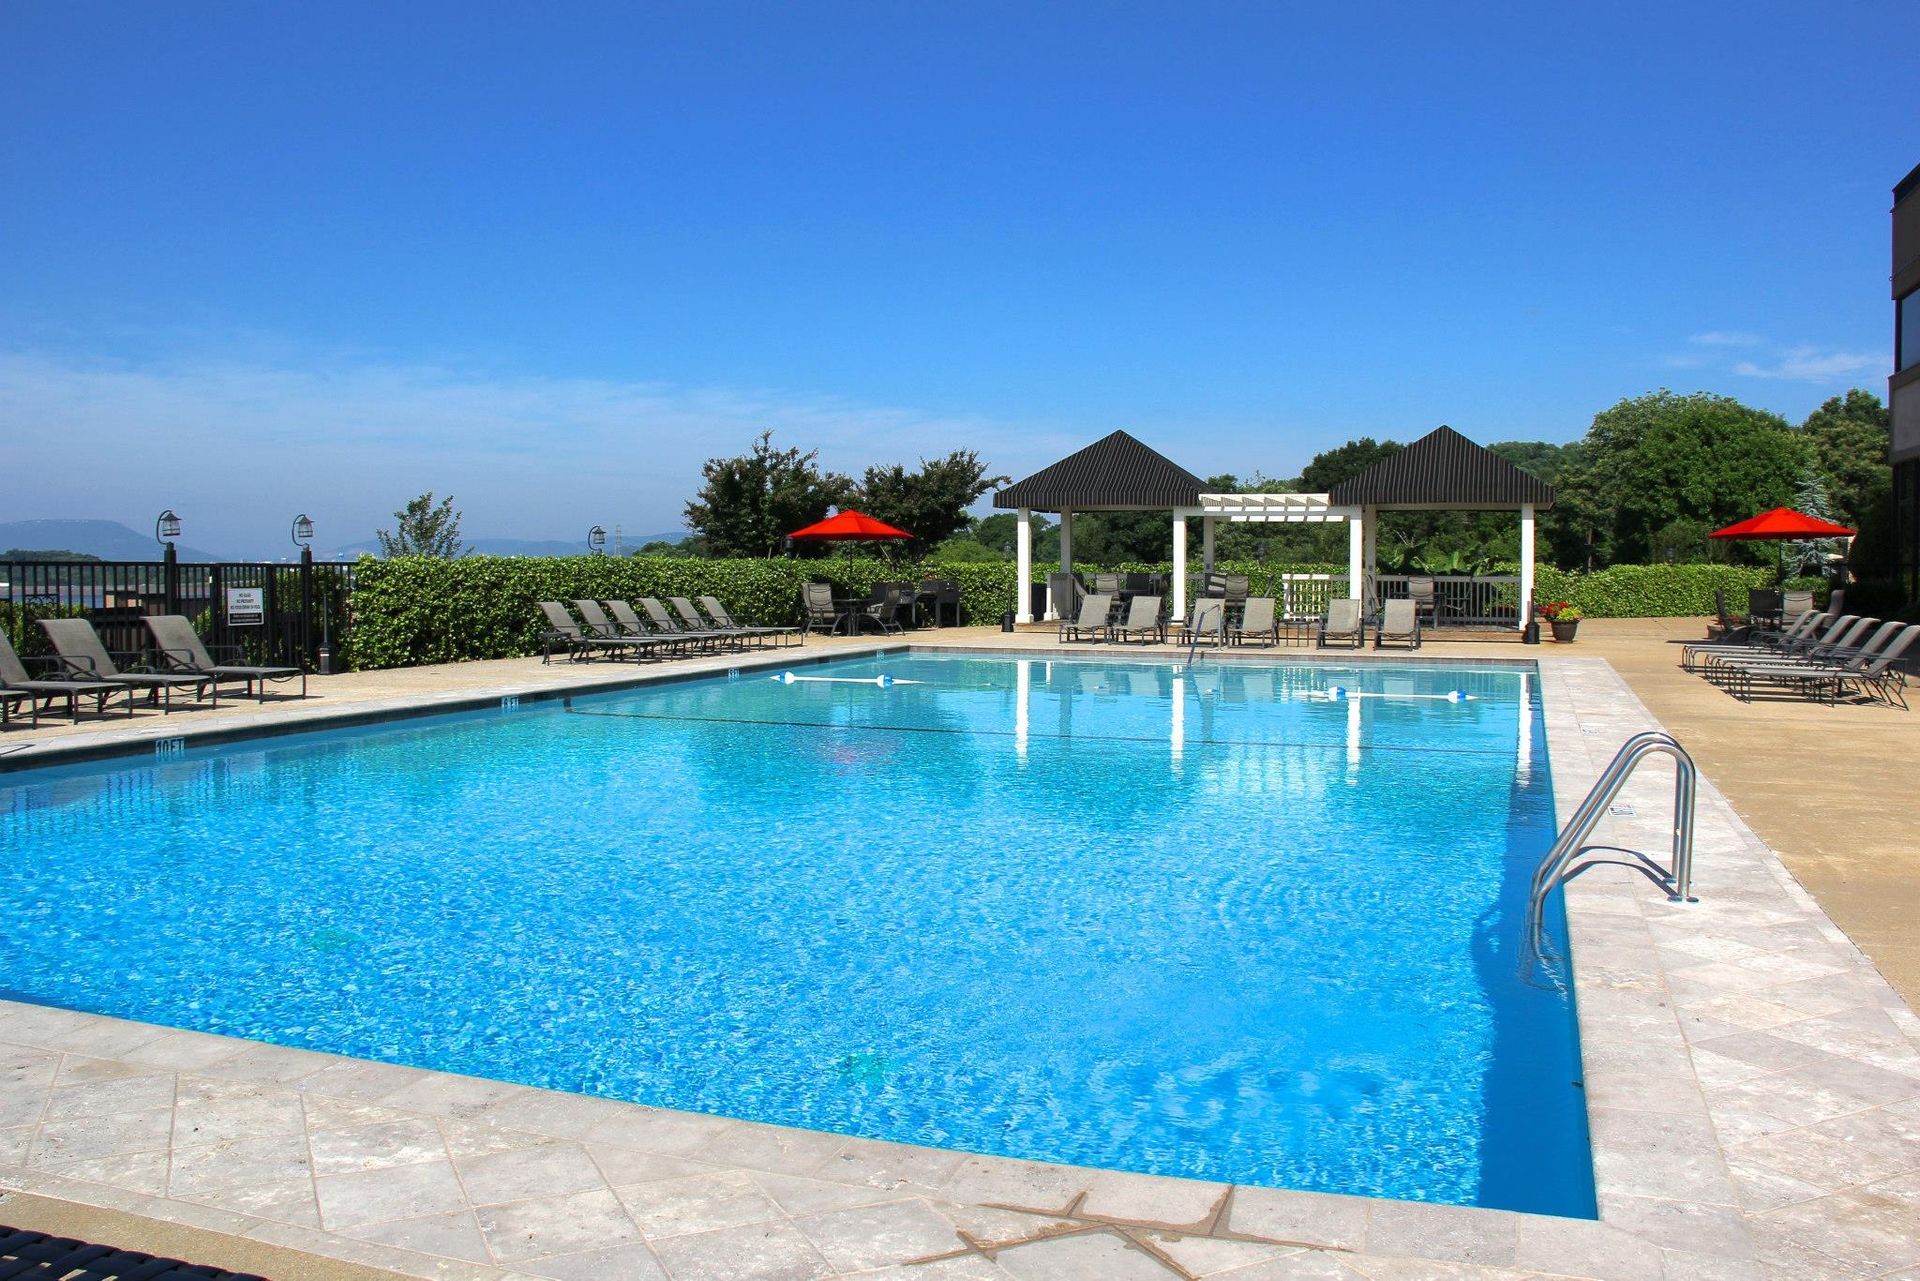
top-left (700, 596), bottom-right (800, 648)
top-left (1173, 597), bottom-right (1227, 648)
top-left (1092, 572), bottom-right (1123, 595)
top-left (801, 583), bottom-right (842, 635)
top-left (1109, 595), bottom-right (1164, 644)
top-left (39, 618), bottom-right (214, 712)
top-left (1782, 590), bottom-right (1815, 622)
top-left (1058, 593), bottom-right (1112, 643)
top-left (1375, 598), bottom-right (1421, 650)
top-left (144, 615), bottom-right (307, 702)
top-left (1706, 588), bottom-right (1749, 644)
top-left (1316, 597), bottom-right (1365, 649)
top-left (1407, 577), bottom-right (1438, 628)
top-left (0, 627), bottom-right (130, 723)
top-left (854, 585), bottom-right (909, 636)
top-left (1047, 572), bottom-right (1084, 622)
top-left (1747, 588), bottom-right (1784, 631)
top-left (1232, 597), bottom-right (1278, 648)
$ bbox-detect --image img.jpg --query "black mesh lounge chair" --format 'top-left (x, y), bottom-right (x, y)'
top-left (1716, 624), bottom-right (1920, 707)
top-left (0, 627), bottom-right (128, 722)
top-left (1681, 611), bottom-right (1844, 671)
top-left (575, 599), bottom-right (677, 660)
top-left (1317, 598), bottom-right (1365, 649)
top-left (0, 1224), bottom-right (270, 1281)
top-left (640, 597), bottom-right (730, 650)
top-left (1058, 593), bottom-right (1111, 643)
top-left (1232, 597), bottom-right (1279, 648)
top-left (1110, 595), bottom-right (1164, 644)
top-left (39, 618), bottom-right (213, 711)
top-left (1173, 597), bottom-right (1227, 648)
top-left (699, 597), bottom-right (800, 648)
top-left (0, 687), bottom-right (25, 727)
top-left (540, 601), bottom-right (634, 662)
top-left (1375, 598), bottom-right (1421, 650)
top-left (669, 596), bottom-right (764, 650)
top-left (604, 600), bottom-right (693, 655)
top-left (145, 615), bottom-right (307, 701)
top-left (1704, 619), bottom-right (1902, 681)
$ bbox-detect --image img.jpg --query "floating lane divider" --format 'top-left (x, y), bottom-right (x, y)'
top-left (770, 672), bottom-right (923, 687)
top-left (1308, 686), bottom-right (1476, 703)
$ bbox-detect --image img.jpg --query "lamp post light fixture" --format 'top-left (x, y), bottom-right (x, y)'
top-left (291, 513), bottom-right (314, 550)
top-left (155, 509), bottom-right (182, 547)
top-left (588, 525), bottom-right (607, 555)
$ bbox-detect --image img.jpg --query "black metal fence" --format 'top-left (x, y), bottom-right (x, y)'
top-left (0, 556), bottom-right (357, 671)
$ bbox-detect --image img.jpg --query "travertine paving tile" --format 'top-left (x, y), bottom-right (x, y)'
top-left (647, 1218), bottom-right (833, 1280)
top-left (790, 1198), bottom-right (965, 1272)
top-left (472, 1186), bottom-right (641, 1263)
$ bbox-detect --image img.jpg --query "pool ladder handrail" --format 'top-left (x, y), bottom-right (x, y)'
top-left (1525, 731), bottom-right (1698, 960)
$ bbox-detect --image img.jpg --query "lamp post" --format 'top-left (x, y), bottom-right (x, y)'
top-left (155, 509), bottom-right (181, 615)
top-left (291, 514), bottom-right (328, 674)
top-left (588, 525), bottom-right (606, 555)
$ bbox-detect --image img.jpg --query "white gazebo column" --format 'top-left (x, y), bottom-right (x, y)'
top-left (1361, 505), bottom-right (1378, 600)
top-left (1015, 507), bottom-right (1034, 624)
top-left (1172, 511), bottom-right (1189, 621)
top-left (1519, 503), bottom-right (1536, 632)
top-left (1049, 508), bottom-right (1074, 621)
top-left (1347, 513), bottom-right (1365, 600)
top-left (1201, 515), bottom-right (1216, 578)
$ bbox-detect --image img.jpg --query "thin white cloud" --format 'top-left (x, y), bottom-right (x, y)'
top-left (1731, 346), bottom-right (1886, 382)
top-left (0, 349), bottom-right (1072, 555)
top-left (1688, 330), bottom-right (1765, 347)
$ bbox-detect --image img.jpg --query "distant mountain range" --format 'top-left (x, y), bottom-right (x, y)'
top-left (0, 519), bottom-right (223, 562)
top-left (0, 519), bottom-right (687, 563)
top-left (321, 533), bottom-right (686, 559)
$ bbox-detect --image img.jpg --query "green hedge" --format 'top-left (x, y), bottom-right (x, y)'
top-left (344, 554), bottom-right (1832, 670)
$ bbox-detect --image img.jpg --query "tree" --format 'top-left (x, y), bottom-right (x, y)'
top-left (972, 512), bottom-right (1059, 561)
top-left (1580, 390), bottom-right (1808, 565)
top-left (377, 492), bottom-right (470, 558)
top-left (1786, 472), bottom-right (1845, 576)
top-left (856, 450), bottom-right (1009, 557)
top-left (2, 548), bottom-right (101, 562)
top-left (1800, 390), bottom-right (1890, 528)
top-left (1298, 437), bottom-right (1403, 493)
top-left (684, 432), bottom-right (855, 558)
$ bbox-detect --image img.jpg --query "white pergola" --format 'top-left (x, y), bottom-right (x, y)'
top-left (998, 427), bottom-right (1545, 631)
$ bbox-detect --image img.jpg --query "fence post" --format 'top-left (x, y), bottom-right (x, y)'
top-left (300, 546), bottom-right (315, 670)
top-left (162, 543), bottom-right (178, 617)
top-left (263, 566), bottom-right (280, 664)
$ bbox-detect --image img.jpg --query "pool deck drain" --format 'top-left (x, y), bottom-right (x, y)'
top-left (2, 639), bottom-right (1917, 1278)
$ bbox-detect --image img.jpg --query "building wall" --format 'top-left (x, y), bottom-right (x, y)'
top-left (1893, 163), bottom-right (1920, 604)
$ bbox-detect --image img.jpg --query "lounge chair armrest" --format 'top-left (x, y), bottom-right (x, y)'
top-left (45, 652), bottom-right (102, 677)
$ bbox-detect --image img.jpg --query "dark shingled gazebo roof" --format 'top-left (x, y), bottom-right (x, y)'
top-left (1328, 425), bottom-right (1555, 510)
top-left (993, 429), bottom-right (1206, 512)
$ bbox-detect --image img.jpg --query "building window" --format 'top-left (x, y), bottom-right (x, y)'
top-left (1903, 288), bottom-right (1920, 372)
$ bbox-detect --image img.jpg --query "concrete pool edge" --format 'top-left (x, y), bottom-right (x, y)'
top-left (1, 648), bottom-right (1915, 1278)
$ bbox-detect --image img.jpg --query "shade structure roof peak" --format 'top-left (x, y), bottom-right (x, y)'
top-left (992, 429), bottom-right (1207, 512)
top-left (1327, 425), bottom-right (1555, 510)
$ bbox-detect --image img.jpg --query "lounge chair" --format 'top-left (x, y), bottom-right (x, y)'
top-left (1173, 598), bottom-right (1227, 648)
top-left (1705, 619), bottom-right (1901, 679)
top-left (640, 596), bottom-right (733, 649)
top-left (144, 615), bottom-right (307, 702)
top-left (1375, 598), bottom-right (1421, 650)
top-left (39, 618), bottom-right (213, 711)
top-left (668, 596), bottom-right (756, 649)
top-left (1317, 598), bottom-right (1365, 649)
top-left (1109, 595), bottom-right (1164, 645)
top-left (699, 597), bottom-right (801, 648)
top-left (1058, 593), bottom-right (1112, 643)
top-left (1680, 612), bottom-right (1843, 671)
top-left (1718, 624), bottom-right (1920, 707)
top-left (540, 601), bottom-right (638, 662)
top-left (0, 627), bottom-right (129, 723)
top-left (575, 599), bottom-right (680, 659)
top-left (1232, 597), bottom-right (1278, 648)
top-left (0, 686), bottom-right (24, 728)
top-left (603, 600), bottom-right (692, 655)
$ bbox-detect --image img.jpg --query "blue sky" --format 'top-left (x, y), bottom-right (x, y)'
top-left (2, 2), bottom-right (1910, 555)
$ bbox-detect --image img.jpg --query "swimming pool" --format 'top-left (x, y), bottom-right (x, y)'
top-left (0, 651), bottom-right (1594, 1217)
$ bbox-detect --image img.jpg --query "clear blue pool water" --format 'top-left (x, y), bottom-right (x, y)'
top-left (0, 652), bottom-right (1593, 1217)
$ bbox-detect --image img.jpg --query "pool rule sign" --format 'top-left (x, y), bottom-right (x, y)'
top-left (226, 586), bottom-right (265, 626)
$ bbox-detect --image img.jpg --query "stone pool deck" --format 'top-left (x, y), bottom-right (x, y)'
top-left (3, 625), bottom-right (1918, 1279)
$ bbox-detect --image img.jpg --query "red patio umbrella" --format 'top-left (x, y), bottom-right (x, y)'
top-left (1709, 507), bottom-right (1855, 583)
top-left (788, 510), bottom-right (913, 542)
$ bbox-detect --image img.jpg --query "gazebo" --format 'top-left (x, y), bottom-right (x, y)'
top-left (993, 425), bottom-right (1553, 631)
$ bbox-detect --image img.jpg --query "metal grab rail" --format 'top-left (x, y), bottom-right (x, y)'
top-left (1525, 731), bottom-right (1698, 961)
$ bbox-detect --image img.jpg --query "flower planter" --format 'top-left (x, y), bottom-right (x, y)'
top-left (1550, 620), bottom-right (1580, 643)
